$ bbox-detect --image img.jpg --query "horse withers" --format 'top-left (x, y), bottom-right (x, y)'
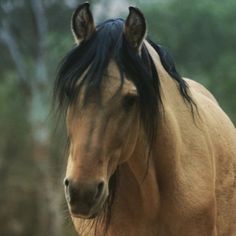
top-left (54, 3), bottom-right (236, 236)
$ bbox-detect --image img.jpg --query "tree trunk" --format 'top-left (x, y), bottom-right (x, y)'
top-left (30, 87), bottom-right (64, 236)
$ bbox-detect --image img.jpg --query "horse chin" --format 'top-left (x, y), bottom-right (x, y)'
top-left (88, 211), bottom-right (99, 219)
top-left (71, 212), bottom-right (98, 219)
top-left (71, 192), bottom-right (108, 220)
top-left (71, 207), bottom-right (101, 219)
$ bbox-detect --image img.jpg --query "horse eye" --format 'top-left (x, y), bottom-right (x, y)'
top-left (122, 94), bottom-right (137, 111)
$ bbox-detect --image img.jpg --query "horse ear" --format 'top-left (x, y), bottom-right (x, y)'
top-left (125, 6), bottom-right (147, 50)
top-left (71, 2), bottom-right (95, 44)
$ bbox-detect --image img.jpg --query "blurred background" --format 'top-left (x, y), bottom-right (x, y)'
top-left (0, 0), bottom-right (235, 235)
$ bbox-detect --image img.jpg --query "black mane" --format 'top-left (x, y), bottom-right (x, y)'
top-left (54, 18), bottom-right (193, 235)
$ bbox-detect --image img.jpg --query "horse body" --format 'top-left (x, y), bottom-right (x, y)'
top-left (55, 3), bottom-right (236, 235)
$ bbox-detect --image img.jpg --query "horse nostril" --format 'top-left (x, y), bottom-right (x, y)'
top-left (64, 178), bottom-right (70, 187)
top-left (95, 181), bottom-right (105, 200)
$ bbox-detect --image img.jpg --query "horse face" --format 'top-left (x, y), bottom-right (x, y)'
top-left (60, 2), bottom-right (148, 220)
top-left (64, 62), bottom-right (140, 219)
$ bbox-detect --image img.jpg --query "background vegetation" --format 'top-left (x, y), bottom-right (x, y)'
top-left (0, 0), bottom-right (235, 235)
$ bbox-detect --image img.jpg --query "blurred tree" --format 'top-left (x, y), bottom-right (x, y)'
top-left (0, 73), bottom-right (35, 236)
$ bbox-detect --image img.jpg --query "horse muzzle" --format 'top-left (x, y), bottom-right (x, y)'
top-left (64, 178), bottom-right (108, 218)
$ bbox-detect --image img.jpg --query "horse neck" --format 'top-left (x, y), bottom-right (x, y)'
top-left (141, 40), bottom-right (195, 193)
top-left (144, 40), bottom-right (182, 103)
top-left (114, 41), bottom-right (185, 220)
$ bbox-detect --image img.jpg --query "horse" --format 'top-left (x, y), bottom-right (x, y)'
top-left (54, 3), bottom-right (236, 236)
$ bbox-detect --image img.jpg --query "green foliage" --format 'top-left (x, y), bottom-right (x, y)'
top-left (141, 0), bottom-right (236, 122)
top-left (0, 73), bottom-right (31, 165)
top-left (0, 73), bottom-right (36, 236)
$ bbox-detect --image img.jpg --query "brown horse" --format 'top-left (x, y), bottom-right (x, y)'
top-left (54, 3), bottom-right (236, 236)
